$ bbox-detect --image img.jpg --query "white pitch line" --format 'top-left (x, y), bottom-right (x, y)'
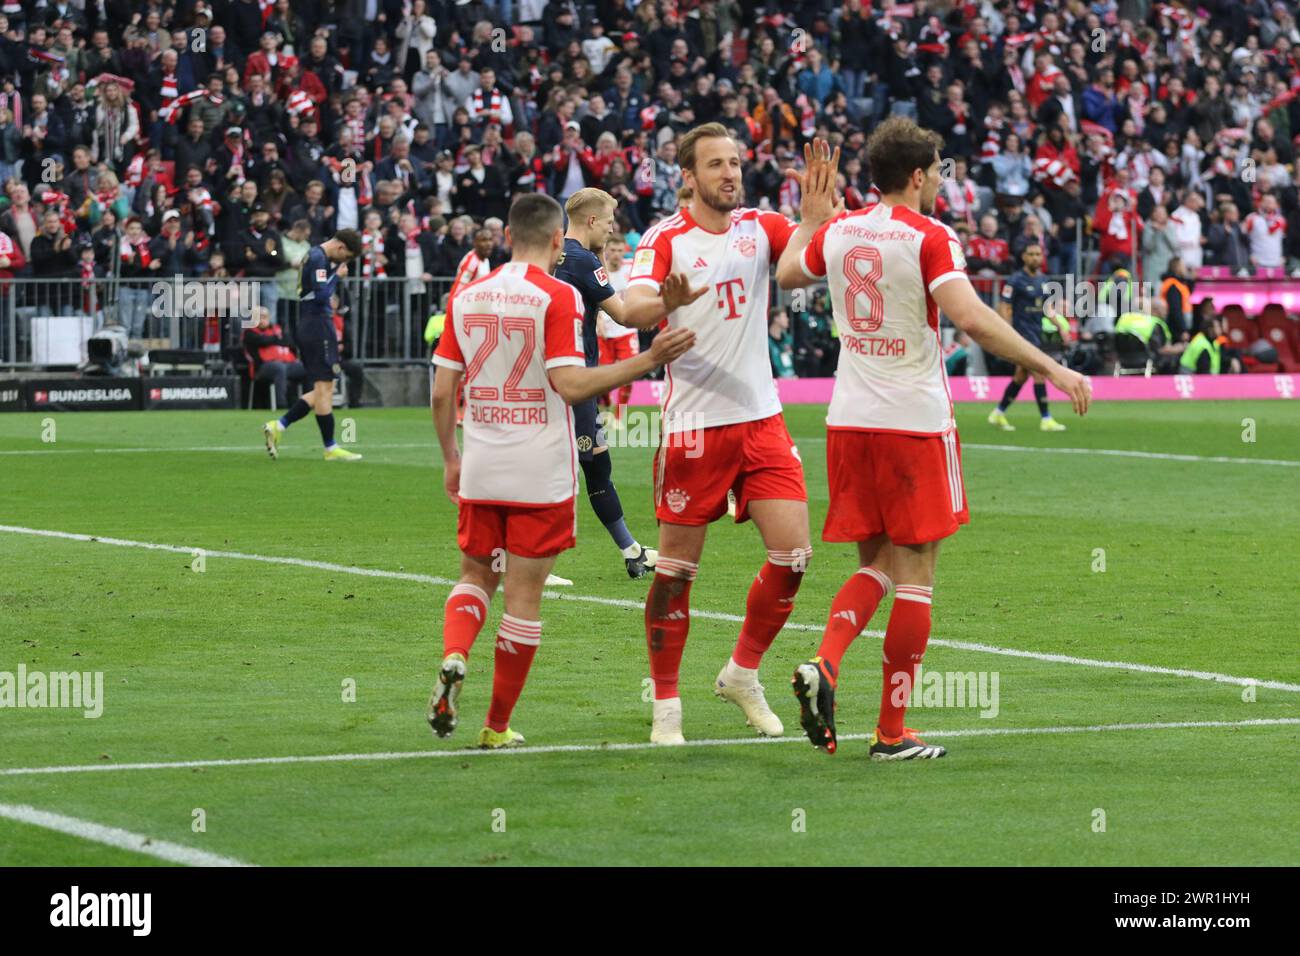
top-left (0, 801), bottom-right (256, 866)
top-left (3, 438), bottom-right (1298, 468)
top-left (0, 442), bottom-right (433, 457)
top-left (0, 719), bottom-right (1295, 777)
top-left (963, 442), bottom-right (1300, 468)
top-left (4, 523), bottom-right (1298, 694)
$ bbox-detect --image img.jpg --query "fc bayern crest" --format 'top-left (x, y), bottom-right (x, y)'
top-left (665, 488), bottom-right (690, 513)
top-left (736, 237), bottom-right (756, 257)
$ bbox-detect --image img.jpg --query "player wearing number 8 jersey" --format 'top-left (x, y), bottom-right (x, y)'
top-left (777, 118), bottom-right (1092, 761)
top-left (622, 125), bottom-right (844, 745)
top-left (427, 194), bottom-right (695, 750)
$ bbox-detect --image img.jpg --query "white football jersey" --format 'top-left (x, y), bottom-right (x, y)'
top-left (801, 202), bottom-right (966, 436)
top-left (628, 206), bottom-right (796, 433)
top-left (599, 261), bottom-right (637, 339)
top-left (433, 262), bottom-right (587, 505)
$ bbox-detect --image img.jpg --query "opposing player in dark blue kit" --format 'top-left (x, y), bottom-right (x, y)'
top-left (264, 229), bottom-right (365, 460)
top-left (988, 241), bottom-right (1069, 432)
top-left (555, 188), bottom-right (705, 577)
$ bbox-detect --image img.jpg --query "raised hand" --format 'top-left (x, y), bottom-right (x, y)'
top-left (798, 138), bottom-right (841, 227)
top-left (661, 271), bottom-right (708, 312)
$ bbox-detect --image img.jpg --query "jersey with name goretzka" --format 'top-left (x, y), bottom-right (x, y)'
top-left (628, 206), bottom-right (796, 433)
top-left (801, 202), bottom-right (966, 436)
top-left (433, 262), bottom-right (587, 505)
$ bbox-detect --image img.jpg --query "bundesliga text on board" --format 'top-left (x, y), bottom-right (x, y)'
top-left (148, 385), bottom-right (231, 403)
top-left (34, 387), bottom-right (132, 405)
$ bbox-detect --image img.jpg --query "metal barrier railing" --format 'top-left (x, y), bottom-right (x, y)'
top-left (0, 275), bottom-right (460, 369)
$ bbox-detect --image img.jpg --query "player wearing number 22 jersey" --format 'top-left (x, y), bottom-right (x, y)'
top-left (426, 194), bottom-right (693, 750)
top-left (624, 124), bottom-right (831, 746)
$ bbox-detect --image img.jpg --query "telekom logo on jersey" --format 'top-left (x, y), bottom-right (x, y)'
top-left (714, 278), bottom-right (747, 320)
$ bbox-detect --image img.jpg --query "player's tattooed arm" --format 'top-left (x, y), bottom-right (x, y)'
top-left (934, 276), bottom-right (1092, 417)
top-left (776, 139), bottom-right (841, 289)
top-left (431, 365), bottom-right (463, 503)
top-left (621, 275), bottom-right (709, 328)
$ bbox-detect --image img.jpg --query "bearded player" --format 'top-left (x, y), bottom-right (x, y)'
top-left (776, 117), bottom-right (1091, 760)
top-left (426, 193), bottom-right (695, 748)
top-left (620, 126), bottom-right (842, 744)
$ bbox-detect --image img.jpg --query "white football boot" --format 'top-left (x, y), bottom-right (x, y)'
top-left (650, 696), bottom-right (686, 745)
top-left (714, 660), bottom-right (784, 736)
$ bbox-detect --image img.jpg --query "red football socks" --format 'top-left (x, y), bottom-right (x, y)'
top-left (878, 585), bottom-right (934, 739)
top-left (441, 582), bottom-right (490, 660)
top-left (816, 566), bottom-right (893, 679)
top-left (485, 614), bottom-right (541, 732)
top-left (731, 549), bottom-right (811, 669)
top-left (645, 557), bottom-right (698, 699)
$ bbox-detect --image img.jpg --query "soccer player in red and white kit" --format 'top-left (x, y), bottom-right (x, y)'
top-left (621, 125), bottom-right (842, 745)
top-left (426, 194), bottom-right (695, 749)
top-left (776, 118), bottom-right (1091, 760)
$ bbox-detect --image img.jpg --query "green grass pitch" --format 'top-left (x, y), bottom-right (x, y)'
top-left (0, 400), bottom-right (1297, 866)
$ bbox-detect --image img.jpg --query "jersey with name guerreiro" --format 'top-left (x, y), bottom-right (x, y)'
top-left (801, 202), bottom-right (966, 436)
top-left (298, 246), bottom-right (340, 322)
top-left (554, 237), bottom-right (615, 367)
top-left (433, 262), bottom-right (587, 505)
top-left (627, 206), bottom-right (796, 433)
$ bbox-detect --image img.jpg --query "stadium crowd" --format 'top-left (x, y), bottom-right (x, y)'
top-left (1, 0), bottom-right (1300, 372)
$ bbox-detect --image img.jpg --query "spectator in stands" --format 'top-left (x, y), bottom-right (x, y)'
top-left (768, 309), bottom-right (794, 379)
top-left (1170, 191), bottom-right (1206, 272)
top-left (1142, 205), bottom-right (1180, 286)
top-left (1244, 193), bottom-right (1287, 269)
top-left (1207, 202), bottom-right (1251, 273)
top-left (239, 201), bottom-right (283, 315)
top-left (117, 215), bottom-right (159, 338)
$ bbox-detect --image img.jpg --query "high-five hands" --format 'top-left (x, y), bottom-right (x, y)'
top-left (797, 138), bottom-right (842, 227)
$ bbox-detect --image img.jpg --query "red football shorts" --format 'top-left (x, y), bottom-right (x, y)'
top-left (599, 334), bottom-right (639, 364)
top-left (654, 413), bottom-right (807, 525)
top-left (458, 498), bottom-right (577, 559)
top-left (823, 429), bottom-right (970, 546)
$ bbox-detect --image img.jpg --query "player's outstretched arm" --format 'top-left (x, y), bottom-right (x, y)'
top-left (431, 365), bottom-right (463, 503)
top-left (934, 276), bottom-right (1092, 417)
top-left (620, 275), bottom-right (709, 328)
top-left (548, 327), bottom-right (695, 405)
top-left (776, 139), bottom-right (841, 290)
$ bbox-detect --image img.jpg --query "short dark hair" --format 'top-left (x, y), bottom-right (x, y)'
top-left (867, 117), bottom-right (943, 194)
top-left (508, 193), bottom-right (563, 249)
top-left (333, 228), bottom-right (363, 258)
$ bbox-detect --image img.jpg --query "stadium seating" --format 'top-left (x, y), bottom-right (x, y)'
top-left (1258, 306), bottom-right (1300, 372)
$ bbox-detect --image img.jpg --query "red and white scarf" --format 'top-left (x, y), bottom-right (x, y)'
top-left (161, 90), bottom-right (223, 125)
top-left (361, 231), bottom-right (386, 277)
top-left (471, 87), bottom-right (506, 122)
top-left (120, 235), bottom-right (152, 267)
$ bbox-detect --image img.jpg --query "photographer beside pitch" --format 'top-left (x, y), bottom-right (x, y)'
top-left (425, 194), bottom-right (695, 750)
top-left (263, 228), bottom-right (364, 461)
top-left (777, 118), bottom-right (1091, 760)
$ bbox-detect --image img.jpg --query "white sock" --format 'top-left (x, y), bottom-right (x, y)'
top-left (723, 658), bottom-right (759, 685)
top-left (621, 542), bottom-right (643, 559)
